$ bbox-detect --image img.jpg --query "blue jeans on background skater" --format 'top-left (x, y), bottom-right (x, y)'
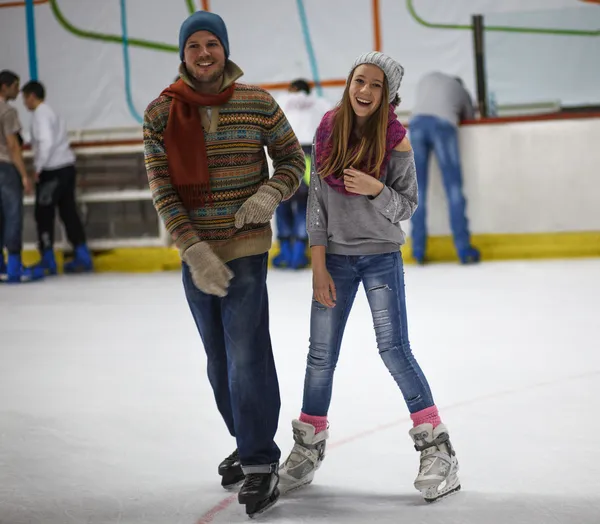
top-left (273, 180), bottom-right (309, 269)
top-left (273, 146), bottom-right (311, 270)
top-left (183, 252), bottom-right (281, 470)
top-left (409, 115), bottom-right (478, 263)
top-left (275, 181), bottom-right (308, 242)
top-left (0, 162), bottom-right (24, 254)
top-left (301, 251), bottom-right (435, 416)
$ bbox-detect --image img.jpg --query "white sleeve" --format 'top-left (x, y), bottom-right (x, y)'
top-left (33, 108), bottom-right (54, 173)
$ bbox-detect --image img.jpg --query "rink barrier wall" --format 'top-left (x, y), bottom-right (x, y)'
top-left (19, 111), bottom-right (600, 272)
top-left (413, 113), bottom-right (600, 239)
top-left (21, 230), bottom-right (600, 272)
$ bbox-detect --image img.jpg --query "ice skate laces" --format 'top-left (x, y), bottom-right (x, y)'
top-left (244, 473), bottom-right (264, 490)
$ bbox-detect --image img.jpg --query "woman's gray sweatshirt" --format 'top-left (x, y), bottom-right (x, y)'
top-left (307, 149), bottom-right (418, 255)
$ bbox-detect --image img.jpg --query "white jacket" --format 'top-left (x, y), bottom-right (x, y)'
top-left (277, 91), bottom-right (332, 146)
top-left (30, 102), bottom-right (75, 173)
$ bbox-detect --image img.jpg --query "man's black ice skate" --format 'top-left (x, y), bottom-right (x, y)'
top-left (238, 469), bottom-right (280, 518)
top-left (218, 449), bottom-right (244, 490)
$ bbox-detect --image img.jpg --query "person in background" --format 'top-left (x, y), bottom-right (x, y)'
top-left (21, 80), bottom-right (93, 275)
top-left (0, 70), bottom-right (44, 283)
top-left (273, 79), bottom-right (331, 269)
top-left (409, 71), bottom-right (480, 265)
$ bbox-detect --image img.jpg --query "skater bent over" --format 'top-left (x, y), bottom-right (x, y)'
top-left (143, 11), bottom-right (305, 517)
top-left (409, 72), bottom-right (480, 265)
top-left (279, 52), bottom-right (461, 503)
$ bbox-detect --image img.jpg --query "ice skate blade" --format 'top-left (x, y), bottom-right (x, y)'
top-left (278, 469), bottom-right (315, 496)
top-left (220, 468), bottom-right (245, 491)
top-left (279, 477), bottom-right (313, 496)
top-left (222, 478), bottom-right (244, 492)
top-left (246, 487), bottom-right (280, 518)
top-left (423, 483), bottom-right (461, 503)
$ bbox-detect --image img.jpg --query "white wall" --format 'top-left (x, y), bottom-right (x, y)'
top-left (1, 0), bottom-right (598, 132)
top-left (404, 116), bottom-right (600, 237)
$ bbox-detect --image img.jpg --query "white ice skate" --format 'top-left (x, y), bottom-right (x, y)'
top-left (409, 423), bottom-right (460, 502)
top-left (279, 419), bottom-right (328, 494)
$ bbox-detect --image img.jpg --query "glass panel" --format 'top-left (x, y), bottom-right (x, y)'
top-left (483, 4), bottom-right (600, 115)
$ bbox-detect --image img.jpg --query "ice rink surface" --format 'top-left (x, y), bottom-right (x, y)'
top-left (2, 258), bottom-right (599, 523)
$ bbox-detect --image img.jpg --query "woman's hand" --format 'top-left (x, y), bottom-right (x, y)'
top-left (313, 266), bottom-right (336, 308)
top-left (343, 167), bottom-right (384, 197)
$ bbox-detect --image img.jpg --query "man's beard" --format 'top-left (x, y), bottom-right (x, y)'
top-left (192, 64), bottom-right (226, 85)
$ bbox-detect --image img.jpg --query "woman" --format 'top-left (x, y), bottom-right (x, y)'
top-left (278, 52), bottom-right (460, 503)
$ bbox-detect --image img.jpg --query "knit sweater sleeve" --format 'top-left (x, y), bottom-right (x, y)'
top-left (143, 97), bottom-right (201, 254)
top-left (368, 150), bottom-right (418, 223)
top-left (262, 92), bottom-right (305, 200)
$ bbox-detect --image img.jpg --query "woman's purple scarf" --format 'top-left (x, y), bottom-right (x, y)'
top-left (314, 104), bottom-right (406, 196)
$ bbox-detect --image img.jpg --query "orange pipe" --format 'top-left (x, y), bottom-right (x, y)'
top-left (0, 0), bottom-right (47, 8)
top-left (372, 0), bottom-right (382, 51)
top-left (258, 78), bottom-right (347, 91)
top-left (201, 0), bottom-right (210, 11)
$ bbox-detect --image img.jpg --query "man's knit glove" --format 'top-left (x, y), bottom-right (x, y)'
top-left (182, 242), bottom-right (234, 297)
top-left (234, 185), bottom-right (282, 229)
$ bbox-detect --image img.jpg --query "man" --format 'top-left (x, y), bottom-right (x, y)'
top-left (0, 70), bottom-right (43, 283)
top-left (409, 71), bottom-right (480, 264)
top-left (273, 79), bottom-right (331, 269)
top-left (143, 11), bottom-right (304, 517)
top-left (21, 80), bottom-right (93, 275)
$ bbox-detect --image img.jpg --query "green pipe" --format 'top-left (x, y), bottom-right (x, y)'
top-left (186, 0), bottom-right (195, 14)
top-left (406, 0), bottom-right (600, 37)
top-left (49, 0), bottom-right (179, 53)
top-left (49, 0), bottom-right (599, 61)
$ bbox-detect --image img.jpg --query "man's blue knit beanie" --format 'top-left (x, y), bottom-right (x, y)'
top-left (179, 11), bottom-right (230, 61)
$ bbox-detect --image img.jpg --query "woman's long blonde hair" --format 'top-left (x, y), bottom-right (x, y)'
top-left (319, 68), bottom-right (391, 179)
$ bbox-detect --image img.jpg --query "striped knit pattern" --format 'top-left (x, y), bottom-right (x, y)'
top-left (143, 83), bottom-right (304, 262)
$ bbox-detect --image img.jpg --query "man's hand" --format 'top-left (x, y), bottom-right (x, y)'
top-left (234, 185), bottom-right (282, 229)
top-left (182, 242), bottom-right (234, 297)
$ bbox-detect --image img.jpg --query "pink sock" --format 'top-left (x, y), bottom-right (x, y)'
top-left (410, 405), bottom-right (442, 428)
top-left (299, 412), bottom-right (328, 434)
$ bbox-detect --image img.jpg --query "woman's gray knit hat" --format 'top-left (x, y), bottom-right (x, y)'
top-left (350, 52), bottom-right (404, 103)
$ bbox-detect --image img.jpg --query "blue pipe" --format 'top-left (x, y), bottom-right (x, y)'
top-left (119, 0), bottom-right (143, 124)
top-left (295, 0), bottom-right (322, 96)
top-left (25, 0), bottom-right (38, 80)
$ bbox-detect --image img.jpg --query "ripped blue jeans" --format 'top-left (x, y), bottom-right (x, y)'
top-left (301, 251), bottom-right (435, 416)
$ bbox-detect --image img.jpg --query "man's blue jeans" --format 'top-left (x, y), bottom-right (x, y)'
top-left (182, 252), bottom-right (281, 471)
top-left (0, 162), bottom-right (24, 254)
top-left (302, 252), bottom-right (435, 417)
top-left (409, 115), bottom-right (473, 258)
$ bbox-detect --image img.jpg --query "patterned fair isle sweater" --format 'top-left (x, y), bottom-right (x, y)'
top-left (143, 61), bottom-right (305, 263)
